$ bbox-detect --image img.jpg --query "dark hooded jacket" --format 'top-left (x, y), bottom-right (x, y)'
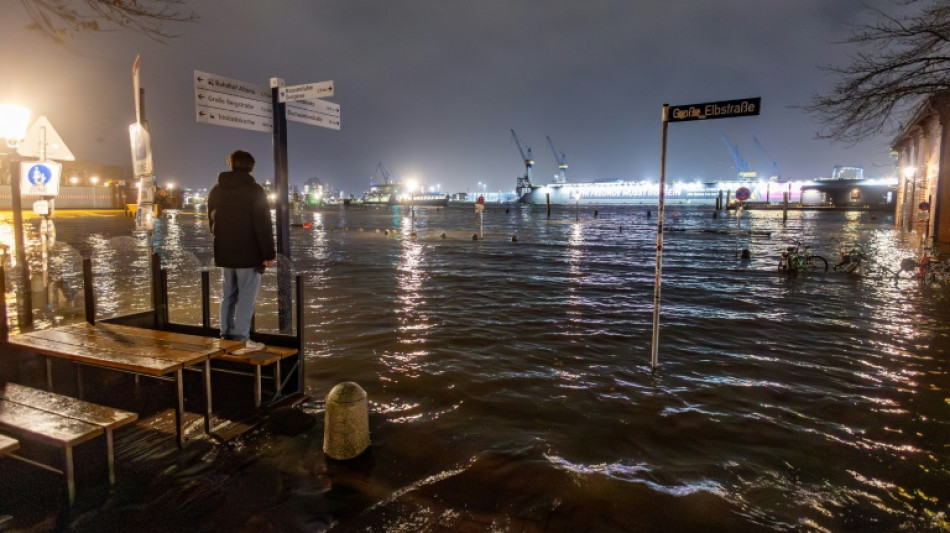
top-left (207, 170), bottom-right (276, 268)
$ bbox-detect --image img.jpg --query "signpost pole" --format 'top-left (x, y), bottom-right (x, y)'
top-left (650, 96), bottom-right (761, 371)
top-left (271, 78), bottom-right (293, 334)
top-left (10, 157), bottom-right (33, 329)
top-left (650, 105), bottom-right (669, 372)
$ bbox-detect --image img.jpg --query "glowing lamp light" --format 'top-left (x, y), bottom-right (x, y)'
top-left (405, 179), bottom-right (418, 193)
top-left (90, 176), bottom-right (99, 185)
top-left (0, 103), bottom-right (31, 145)
top-left (70, 176), bottom-right (79, 185)
top-left (902, 166), bottom-right (917, 179)
top-left (167, 182), bottom-right (175, 190)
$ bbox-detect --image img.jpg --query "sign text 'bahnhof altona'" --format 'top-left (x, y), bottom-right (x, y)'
top-left (668, 97), bottom-right (761, 122)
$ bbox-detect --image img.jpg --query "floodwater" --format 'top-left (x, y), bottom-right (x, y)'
top-left (2, 204), bottom-right (950, 532)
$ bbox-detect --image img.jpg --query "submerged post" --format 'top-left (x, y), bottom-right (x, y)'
top-left (324, 382), bottom-right (370, 460)
top-left (650, 104), bottom-right (670, 372)
top-left (82, 257), bottom-right (95, 325)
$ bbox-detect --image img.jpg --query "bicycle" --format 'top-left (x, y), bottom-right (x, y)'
top-left (894, 245), bottom-right (950, 287)
top-left (833, 244), bottom-right (868, 275)
top-left (779, 240), bottom-right (828, 275)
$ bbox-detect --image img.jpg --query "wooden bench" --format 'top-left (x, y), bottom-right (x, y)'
top-left (0, 383), bottom-right (137, 505)
top-left (215, 344), bottom-right (298, 408)
top-left (8, 323), bottom-right (233, 447)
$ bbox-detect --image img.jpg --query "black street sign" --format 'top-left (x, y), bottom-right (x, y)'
top-left (668, 97), bottom-right (761, 122)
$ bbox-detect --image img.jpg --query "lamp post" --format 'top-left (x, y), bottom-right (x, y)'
top-left (0, 103), bottom-right (34, 330)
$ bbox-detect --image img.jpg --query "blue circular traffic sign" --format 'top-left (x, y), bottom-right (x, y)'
top-left (26, 164), bottom-right (53, 186)
top-left (735, 187), bottom-right (751, 201)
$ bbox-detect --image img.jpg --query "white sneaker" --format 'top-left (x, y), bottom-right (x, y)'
top-left (233, 340), bottom-right (266, 354)
top-left (244, 340), bottom-right (266, 351)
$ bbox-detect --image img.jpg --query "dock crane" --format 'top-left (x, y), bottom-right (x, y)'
top-left (546, 136), bottom-right (568, 184)
top-left (721, 136), bottom-right (756, 180)
top-left (510, 129), bottom-right (535, 194)
top-left (753, 137), bottom-right (780, 181)
top-left (374, 162), bottom-right (394, 185)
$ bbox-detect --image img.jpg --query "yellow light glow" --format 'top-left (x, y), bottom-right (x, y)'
top-left (0, 103), bottom-right (31, 143)
top-left (903, 166), bottom-right (917, 179)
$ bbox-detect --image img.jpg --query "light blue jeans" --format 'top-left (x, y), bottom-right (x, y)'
top-left (220, 267), bottom-right (262, 341)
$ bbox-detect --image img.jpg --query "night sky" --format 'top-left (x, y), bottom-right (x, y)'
top-left (0, 0), bottom-right (903, 196)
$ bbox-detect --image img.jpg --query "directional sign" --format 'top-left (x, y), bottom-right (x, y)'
top-left (668, 97), bottom-right (761, 122)
top-left (287, 107), bottom-right (341, 130)
top-left (20, 160), bottom-right (62, 196)
top-left (195, 70), bottom-right (341, 132)
top-left (195, 70), bottom-right (273, 133)
top-left (279, 81), bottom-right (334, 102)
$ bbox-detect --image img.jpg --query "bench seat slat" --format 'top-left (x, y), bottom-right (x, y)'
top-left (0, 383), bottom-right (138, 430)
top-left (24, 327), bottom-right (212, 367)
top-left (0, 400), bottom-right (102, 447)
top-left (94, 323), bottom-right (243, 353)
top-left (6, 335), bottom-right (180, 376)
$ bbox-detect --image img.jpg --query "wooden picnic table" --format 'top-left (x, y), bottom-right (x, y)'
top-left (7, 323), bottom-right (243, 447)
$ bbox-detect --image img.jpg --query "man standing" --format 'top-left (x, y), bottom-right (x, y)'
top-left (207, 150), bottom-right (276, 350)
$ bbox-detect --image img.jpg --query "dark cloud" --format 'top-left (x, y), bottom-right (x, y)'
top-left (0, 0), bottom-right (896, 194)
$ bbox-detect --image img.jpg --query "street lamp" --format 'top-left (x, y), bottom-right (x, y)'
top-left (90, 176), bottom-right (99, 186)
top-left (0, 103), bottom-right (33, 332)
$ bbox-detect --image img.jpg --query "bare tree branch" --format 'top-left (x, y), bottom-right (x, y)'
top-left (801, 0), bottom-right (950, 143)
top-left (19, 0), bottom-right (197, 43)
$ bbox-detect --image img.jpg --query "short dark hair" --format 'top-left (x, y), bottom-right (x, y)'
top-left (228, 150), bottom-right (255, 172)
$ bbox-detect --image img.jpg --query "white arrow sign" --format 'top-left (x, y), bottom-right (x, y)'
top-left (279, 81), bottom-right (334, 102)
top-left (287, 107), bottom-right (341, 130)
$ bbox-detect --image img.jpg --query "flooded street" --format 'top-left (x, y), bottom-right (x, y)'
top-left (2, 204), bottom-right (949, 532)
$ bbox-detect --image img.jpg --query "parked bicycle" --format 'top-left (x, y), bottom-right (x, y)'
top-left (833, 244), bottom-right (868, 275)
top-left (779, 240), bottom-right (828, 275)
top-left (894, 244), bottom-right (950, 287)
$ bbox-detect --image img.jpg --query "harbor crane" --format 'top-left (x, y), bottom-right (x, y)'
top-left (753, 137), bottom-right (780, 181)
top-left (374, 162), bottom-right (394, 185)
top-left (510, 129), bottom-right (535, 193)
top-left (546, 136), bottom-right (568, 184)
top-left (721, 136), bottom-right (756, 180)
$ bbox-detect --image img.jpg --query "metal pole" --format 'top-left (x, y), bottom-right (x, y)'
top-left (650, 105), bottom-right (669, 372)
top-left (271, 78), bottom-right (293, 334)
top-left (10, 156), bottom-right (33, 330)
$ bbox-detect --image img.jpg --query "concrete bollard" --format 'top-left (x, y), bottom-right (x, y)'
top-left (324, 382), bottom-right (370, 460)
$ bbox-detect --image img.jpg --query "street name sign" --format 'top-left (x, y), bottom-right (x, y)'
top-left (279, 81), bottom-right (334, 102)
top-left (668, 97), bottom-right (761, 122)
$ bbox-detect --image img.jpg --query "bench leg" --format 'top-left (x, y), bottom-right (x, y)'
top-left (203, 360), bottom-right (212, 433)
top-left (175, 369), bottom-right (184, 448)
top-left (106, 429), bottom-right (115, 488)
top-left (273, 362), bottom-right (282, 402)
top-left (46, 358), bottom-right (53, 390)
top-left (254, 367), bottom-right (262, 408)
top-left (64, 446), bottom-right (75, 506)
